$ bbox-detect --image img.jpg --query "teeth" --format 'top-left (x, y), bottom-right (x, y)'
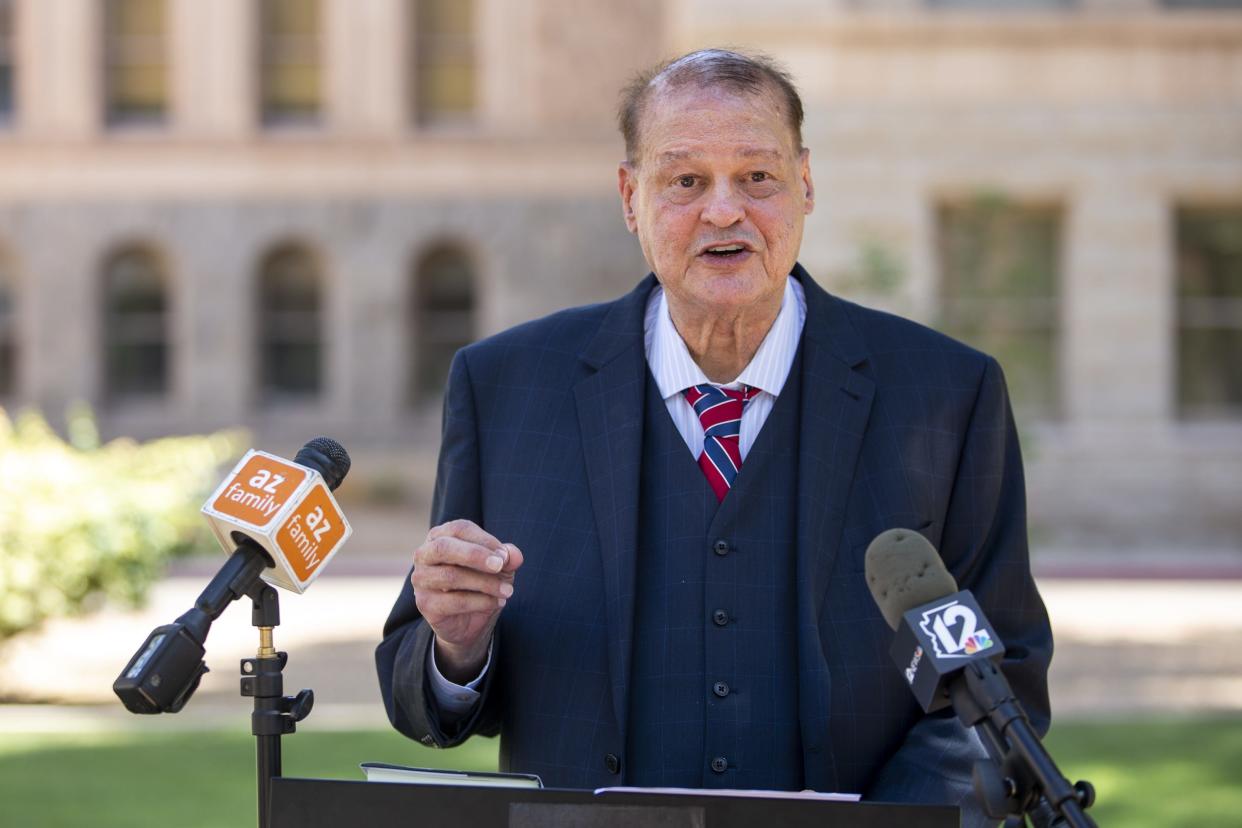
top-left (707, 245), bottom-right (744, 253)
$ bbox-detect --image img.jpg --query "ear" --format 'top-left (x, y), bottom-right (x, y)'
top-left (618, 162), bottom-right (639, 234)
top-left (799, 147), bottom-right (815, 215)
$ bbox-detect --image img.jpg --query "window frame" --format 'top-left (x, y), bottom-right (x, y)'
top-left (411, 0), bottom-right (478, 129)
top-left (1174, 205), bottom-right (1242, 420)
top-left (102, 0), bottom-right (170, 128)
top-left (935, 195), bottom-right (1065, 421)
top-left (257, 0), bottom-right (324, 128)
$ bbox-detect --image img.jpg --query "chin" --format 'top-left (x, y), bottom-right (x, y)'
top-left (696, 267), bottom-right (780, 301)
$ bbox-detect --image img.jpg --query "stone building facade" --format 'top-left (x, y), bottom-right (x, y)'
top-left (0, 0), bottom-right (1239, 558)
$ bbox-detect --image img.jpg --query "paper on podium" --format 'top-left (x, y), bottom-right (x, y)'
top-left (593, 787), bottom-right (860, 802)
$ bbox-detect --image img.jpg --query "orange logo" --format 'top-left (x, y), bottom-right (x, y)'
top-left (275, 483), bottom-right (347, 582)
top-left (212, 454), bottom-right (306, 528)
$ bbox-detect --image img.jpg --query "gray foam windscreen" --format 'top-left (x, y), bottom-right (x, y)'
top-left (864, 528), bottom-right (959, 630)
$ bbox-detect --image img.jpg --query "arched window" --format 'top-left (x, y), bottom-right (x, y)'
top-left (103, 247), bottom-right (169, 398)
top-left (0, 252), bottom-right (15, 397)
top-left (258, 245), bottom-right (322, 398)
top-left (411, 245), bottom-right (475, 401)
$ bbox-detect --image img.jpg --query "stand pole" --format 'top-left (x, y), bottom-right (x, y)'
top-left (956, 660), bottom-right (1096, 828)
top-left (242, 585), bottom-right (314, 828)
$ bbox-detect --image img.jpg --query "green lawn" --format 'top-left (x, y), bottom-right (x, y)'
top-left (0, 717), bottom-right (1238, 827)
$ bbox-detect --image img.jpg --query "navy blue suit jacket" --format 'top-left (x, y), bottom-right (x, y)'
top-left (377, 264), bottom-right (1052, 823)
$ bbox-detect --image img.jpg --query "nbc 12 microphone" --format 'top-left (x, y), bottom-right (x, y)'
top-left (863, 528), bottom-right (1096, 827)
top-left (864, 527), bottom-right (1002, 713)
top-left (113, 437), bottom-right (352, 715)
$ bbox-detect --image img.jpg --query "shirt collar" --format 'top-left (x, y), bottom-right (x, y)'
top-left (644, 274), bottom-right (806, 401)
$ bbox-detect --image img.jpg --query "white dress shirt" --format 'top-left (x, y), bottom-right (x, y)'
top-left (645, 275), bottom-right (807, 459)
top-left (427, 274), bottom-right (808, 714)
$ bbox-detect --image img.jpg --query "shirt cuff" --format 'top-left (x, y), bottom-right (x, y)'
top-left (426, 636), bottom-right (492, 717)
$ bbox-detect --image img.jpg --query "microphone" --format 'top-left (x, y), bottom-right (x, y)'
top-left (201, 437), bottom-right (353, 594)
top-left (864, 528), bottom-right (1001, 713)
top-left (114, 437), bottom-right (352, 715)
top-left (864, 528), bottom-right (1096, 827)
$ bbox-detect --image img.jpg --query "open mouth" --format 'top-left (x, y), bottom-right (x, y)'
top-left (700, 244), bottom-right (750, 261)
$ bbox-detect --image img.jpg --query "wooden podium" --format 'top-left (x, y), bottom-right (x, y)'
top-left (269, 778), bottom-right (959, 827)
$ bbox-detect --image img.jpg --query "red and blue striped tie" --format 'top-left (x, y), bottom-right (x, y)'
top-left (683, 384), bottom-right (753, 502)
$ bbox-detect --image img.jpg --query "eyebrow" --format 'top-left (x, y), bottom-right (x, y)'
top-left (656, 147), bottom-right (783, 164)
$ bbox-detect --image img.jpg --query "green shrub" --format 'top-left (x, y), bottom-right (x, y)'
top-left (0, 405), bottom-right (246, 640)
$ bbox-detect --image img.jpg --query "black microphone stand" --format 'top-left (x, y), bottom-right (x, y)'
top-left (950, 660), bottom-right (1096, 828)
top-left (242, 582), bottom-right (314, 828)
top-left (114, 543), bottom-right (315, 828)
top-left (116, 438), bottom-right (349, 828)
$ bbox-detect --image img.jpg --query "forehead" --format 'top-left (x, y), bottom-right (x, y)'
top-left (638, 83), bottom-right (797, 165)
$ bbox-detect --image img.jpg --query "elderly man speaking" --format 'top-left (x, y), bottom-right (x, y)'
top-left (377, 49), bottom-right (1052, 825)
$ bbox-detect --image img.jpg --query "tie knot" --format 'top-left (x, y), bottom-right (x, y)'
top-left (683, 384), bottom-right (751, 434)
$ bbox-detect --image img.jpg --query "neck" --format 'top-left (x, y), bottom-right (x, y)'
top-left (667, 288), bottom-right (783, 384)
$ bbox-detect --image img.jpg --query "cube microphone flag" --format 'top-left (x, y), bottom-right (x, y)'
top-left (201, 442), bottom-right (352, 594)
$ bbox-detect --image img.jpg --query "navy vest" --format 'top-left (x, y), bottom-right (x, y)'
top-left (627, 354), bottom-right (804, 789)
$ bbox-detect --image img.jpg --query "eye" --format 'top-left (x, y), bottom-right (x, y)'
top-left (676, 175), bottom-right (697, 188)
top-left (749, 171), bottom-right (770, 183)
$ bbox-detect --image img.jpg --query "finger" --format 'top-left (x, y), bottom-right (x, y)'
top-left (418, 590), bottom-right (508, 620)
top-left (417, 534), bottom-right (509, 573)
top-left (413, 565), bottom-right (515, 599)
top-left (501, 543), bottom-right (525, 573)
top-left (426, 519), bottom-right (503, 551)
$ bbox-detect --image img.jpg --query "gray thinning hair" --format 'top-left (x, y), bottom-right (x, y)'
top-left (617, 48), bottom-right (805, 164)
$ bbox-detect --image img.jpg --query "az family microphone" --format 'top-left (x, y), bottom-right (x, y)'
top-left (200, 437), bottom-right (353, 594)
top-left (113, 438), bottom-right (352, 715)
top-left (864, 528), bottom-right (1096, 827)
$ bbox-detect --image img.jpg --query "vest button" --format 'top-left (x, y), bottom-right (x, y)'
top-left (712, 609), bottom-right (730, 626)
top-left (710, 756), bottom-right (728, 773)
top-left (713, 681), bottom-right (730, 698)
top-left (604, 753), bottom-right (621, 775)
top-left (713, 539), bottom-right (730, 556)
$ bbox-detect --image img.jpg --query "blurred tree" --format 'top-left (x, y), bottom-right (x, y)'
top-left (0, 405), bottom-right (245, 641)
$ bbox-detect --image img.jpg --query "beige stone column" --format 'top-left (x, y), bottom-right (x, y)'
top-left (325, 0), bottom-right (407, 136)
top-left (170, 0), bottom-right (255, 137)
top-left (24, 215), bottom-right (99, 416)
top-left (18, 0), bottom-right (101, 138)
top-left (177, 229), bottom-right (238, 424)
top-left (1063, 187), bottom-right (1172, 424)
top-left (476, 0), bottom-right (537, 136)
top-left (331, 219), bottom-right (406, 424)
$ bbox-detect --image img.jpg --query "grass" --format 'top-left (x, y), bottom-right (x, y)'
top-left (1043, 717), bottom-right (1242, 827)
top-left (0, 728), bottom-right (498, 828)
top-left (0, 717), bottom-right (1238, 827)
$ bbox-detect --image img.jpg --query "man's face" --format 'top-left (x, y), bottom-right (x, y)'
top-left (618, 83), bottom-right (814, 320)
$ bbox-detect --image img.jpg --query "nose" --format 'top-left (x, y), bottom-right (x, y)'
top-left (699, 179), bottom-right (745, 228)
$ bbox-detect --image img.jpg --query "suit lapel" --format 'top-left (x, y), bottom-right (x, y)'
top-left (791, 265), bottom-right (876, 781)
top-left (573, 275), bottom-right (654, 738)
top-left (792, 264), bottom-right (875, 616)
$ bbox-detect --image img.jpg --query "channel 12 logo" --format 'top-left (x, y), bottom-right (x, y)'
top-left (917, 598), bottom-right (995, 659)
